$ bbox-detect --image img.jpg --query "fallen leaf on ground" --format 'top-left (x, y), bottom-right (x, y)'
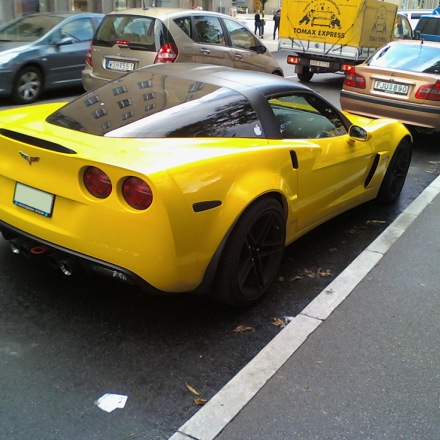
top-left (317, 268), bottom-right (332, 277)
top-left (272, 317), bottom-right (285, 327)
top-left (186, 383), bottom-right (200, 396)
top-left (233, 325), bottom-right (254, 333)
top-left (194, 398), bottom-right (207, 405)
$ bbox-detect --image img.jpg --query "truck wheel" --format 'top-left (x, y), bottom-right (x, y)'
top-left (377, 139), bottom-right (412, 204)
top-left (297, 67), bottom-right (314, 82)
top-left (213, 198), bottom-right (286, 308)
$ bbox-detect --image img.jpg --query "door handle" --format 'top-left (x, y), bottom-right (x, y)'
top-left (234, 54), bottom-right (244, 60)
top-left (200, 48), bottom-right (211, 55)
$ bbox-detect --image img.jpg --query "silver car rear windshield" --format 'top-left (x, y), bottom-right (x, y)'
top-left (93, 14), bottom-right (172, 50)
top-left (47, 70), bottom-right (262, 138)
top-left (367, 43), bottom-right (440, 74)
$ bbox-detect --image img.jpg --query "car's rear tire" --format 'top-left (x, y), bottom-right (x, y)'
top-left (272, 70), bottom-right (284, 76)
top-left (297, 67), bottom-right (314, 82)
top-left (377, 138), bottom-right (412, 204)
top-left (12, 66), bottom-right (43, 104)
top-left (212, 198), bottom-right (286, 308)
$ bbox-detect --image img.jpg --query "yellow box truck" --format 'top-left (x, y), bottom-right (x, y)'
top-left (279, 0), bottom-right (407, 81)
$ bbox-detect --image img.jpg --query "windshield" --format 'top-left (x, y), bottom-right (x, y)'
top-left (0, 15), bottom-right (63, 42)
top-left (367, 43), bottom-right (440, 74)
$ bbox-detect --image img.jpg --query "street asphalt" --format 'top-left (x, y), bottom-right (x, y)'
top-left (168, 169), bottom-right (440, 439)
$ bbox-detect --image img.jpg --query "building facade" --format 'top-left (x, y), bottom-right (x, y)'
top-left (2, 0), bottom-right (437, 25)
top-left (0, 0), bottom-right (284, 24)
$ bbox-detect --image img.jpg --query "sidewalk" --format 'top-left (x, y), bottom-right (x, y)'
top-left (170, 175), bottom-right (440, 439)
top-left (237, 14), bottom-right (280, 52)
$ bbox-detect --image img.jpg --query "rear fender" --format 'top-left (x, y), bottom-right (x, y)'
top-left (194, 167), bottom-right (296, 276)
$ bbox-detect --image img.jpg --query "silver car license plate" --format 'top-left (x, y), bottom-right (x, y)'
top-left (14, 183), bottom-right (55, 217)
top-left (374, 80), bottom-right (409, 95)
top-left (105, 59), bottom-right (136, 72)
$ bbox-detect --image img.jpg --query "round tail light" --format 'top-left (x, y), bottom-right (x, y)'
top-left (122, 177), bottom-right (153, 210)
top-left (83, 166), bottom-right (112, 199)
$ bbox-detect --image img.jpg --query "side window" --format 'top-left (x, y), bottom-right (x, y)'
top-left (269, 94), bottom-right (347, 139)
top-left (223, 18), bottom-right (256, 50)
top-left (400, 17), bottom-right (412, 38)
top-left (61, 18), bottom-right (94, 42)
top-left (194, 16), bottom-right (225, 45)
top-left (174, 16), bottom-right (192, 38)
top-left (394, 16), bottom-right (412, 39)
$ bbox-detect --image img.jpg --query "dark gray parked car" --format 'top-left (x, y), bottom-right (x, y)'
top-left (0, 12), bottom-right (104, 104)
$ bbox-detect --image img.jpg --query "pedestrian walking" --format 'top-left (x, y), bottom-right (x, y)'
top-left (273, 9), bottom-right (281, 39)
top-left (260, 16), bottom-right (265, 37)
top-left (254, 11), bottom-right (261, 35)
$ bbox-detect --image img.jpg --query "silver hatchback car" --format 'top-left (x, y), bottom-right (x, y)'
top-left (81, 8), bottom-right (283, 91)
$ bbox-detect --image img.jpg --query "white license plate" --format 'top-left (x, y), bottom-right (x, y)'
top-left (14, 183), bottom-right (54, 217)
top-left (374, 80), bottom-right (409, 95)
top-left (309, 60), bottom-right (330, 68)
top-left (105, 59), bottom-right (136, 72)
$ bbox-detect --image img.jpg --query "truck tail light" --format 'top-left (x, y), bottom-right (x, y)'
top-left (287, 55), bottom-right (300, 65)
top-left (415, 80), bottom-right (440, 101)
top-left (340, 64), bottom-right (353, 72)
top-left (343, 66), bottom-right (366, 89)
top-left (154, 44), bottom-right (178, 63)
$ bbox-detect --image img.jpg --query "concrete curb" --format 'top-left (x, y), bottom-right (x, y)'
top-left (169, 174), bottom-right (440, 440)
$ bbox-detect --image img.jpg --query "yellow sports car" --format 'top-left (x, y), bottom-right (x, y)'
top-left (0, 64), bottom-right (412, 307)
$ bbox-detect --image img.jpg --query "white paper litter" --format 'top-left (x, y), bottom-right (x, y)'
top-left (95, 393), bottom-right (128, 413)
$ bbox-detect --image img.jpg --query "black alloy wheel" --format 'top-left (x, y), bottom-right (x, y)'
top-left (213, 198), bottom-right (286, 307)
top-left (377, 138), bottom-right (412, 204)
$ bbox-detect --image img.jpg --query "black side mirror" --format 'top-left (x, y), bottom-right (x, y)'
top-left (250, 45), bottom-right (267, 54)
top-left (349, 125), bottom-right (369, 141)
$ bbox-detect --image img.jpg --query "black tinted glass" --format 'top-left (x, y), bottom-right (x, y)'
top-left (416, 17), bottom-right (440, 34)
top-left (47, 69), bottom-right (262, 139)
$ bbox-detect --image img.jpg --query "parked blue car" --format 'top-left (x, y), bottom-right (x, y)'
top-left (0, 12), bottom-right (103, 104)
top-left (414, 8), bottom-right (440, 42)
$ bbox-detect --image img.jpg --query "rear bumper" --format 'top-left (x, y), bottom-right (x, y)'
top-left (81, 66), bottom-right (110, 91)
top-left (340, 90), bottom-right (440, 131)
top-left (0, 220), bottom-right (160, 293)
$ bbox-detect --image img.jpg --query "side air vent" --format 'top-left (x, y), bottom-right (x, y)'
top-left (364, 154), bottom-right (380, 188)
top-left (0, 129), bottom-right (77, 154)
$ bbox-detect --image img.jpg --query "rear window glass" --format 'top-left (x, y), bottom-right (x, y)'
top-left (47, 69), bottom-right (262, 139)
top-left (94, 14), bottom-right (172, 50)
top-left (416, 17), bottom-right (440, 34)
top-left (367, 43), bottom-right (440, 74)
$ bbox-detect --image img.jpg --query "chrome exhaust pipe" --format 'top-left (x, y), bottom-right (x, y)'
top-left (49, 252), bottom-right (79, 276)
top-left (10, 240), bottom-right (22, 255)
top-left (59, 259), bottom-right (75, 276)
top-left (9, 238), bottom-right (34, 257)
